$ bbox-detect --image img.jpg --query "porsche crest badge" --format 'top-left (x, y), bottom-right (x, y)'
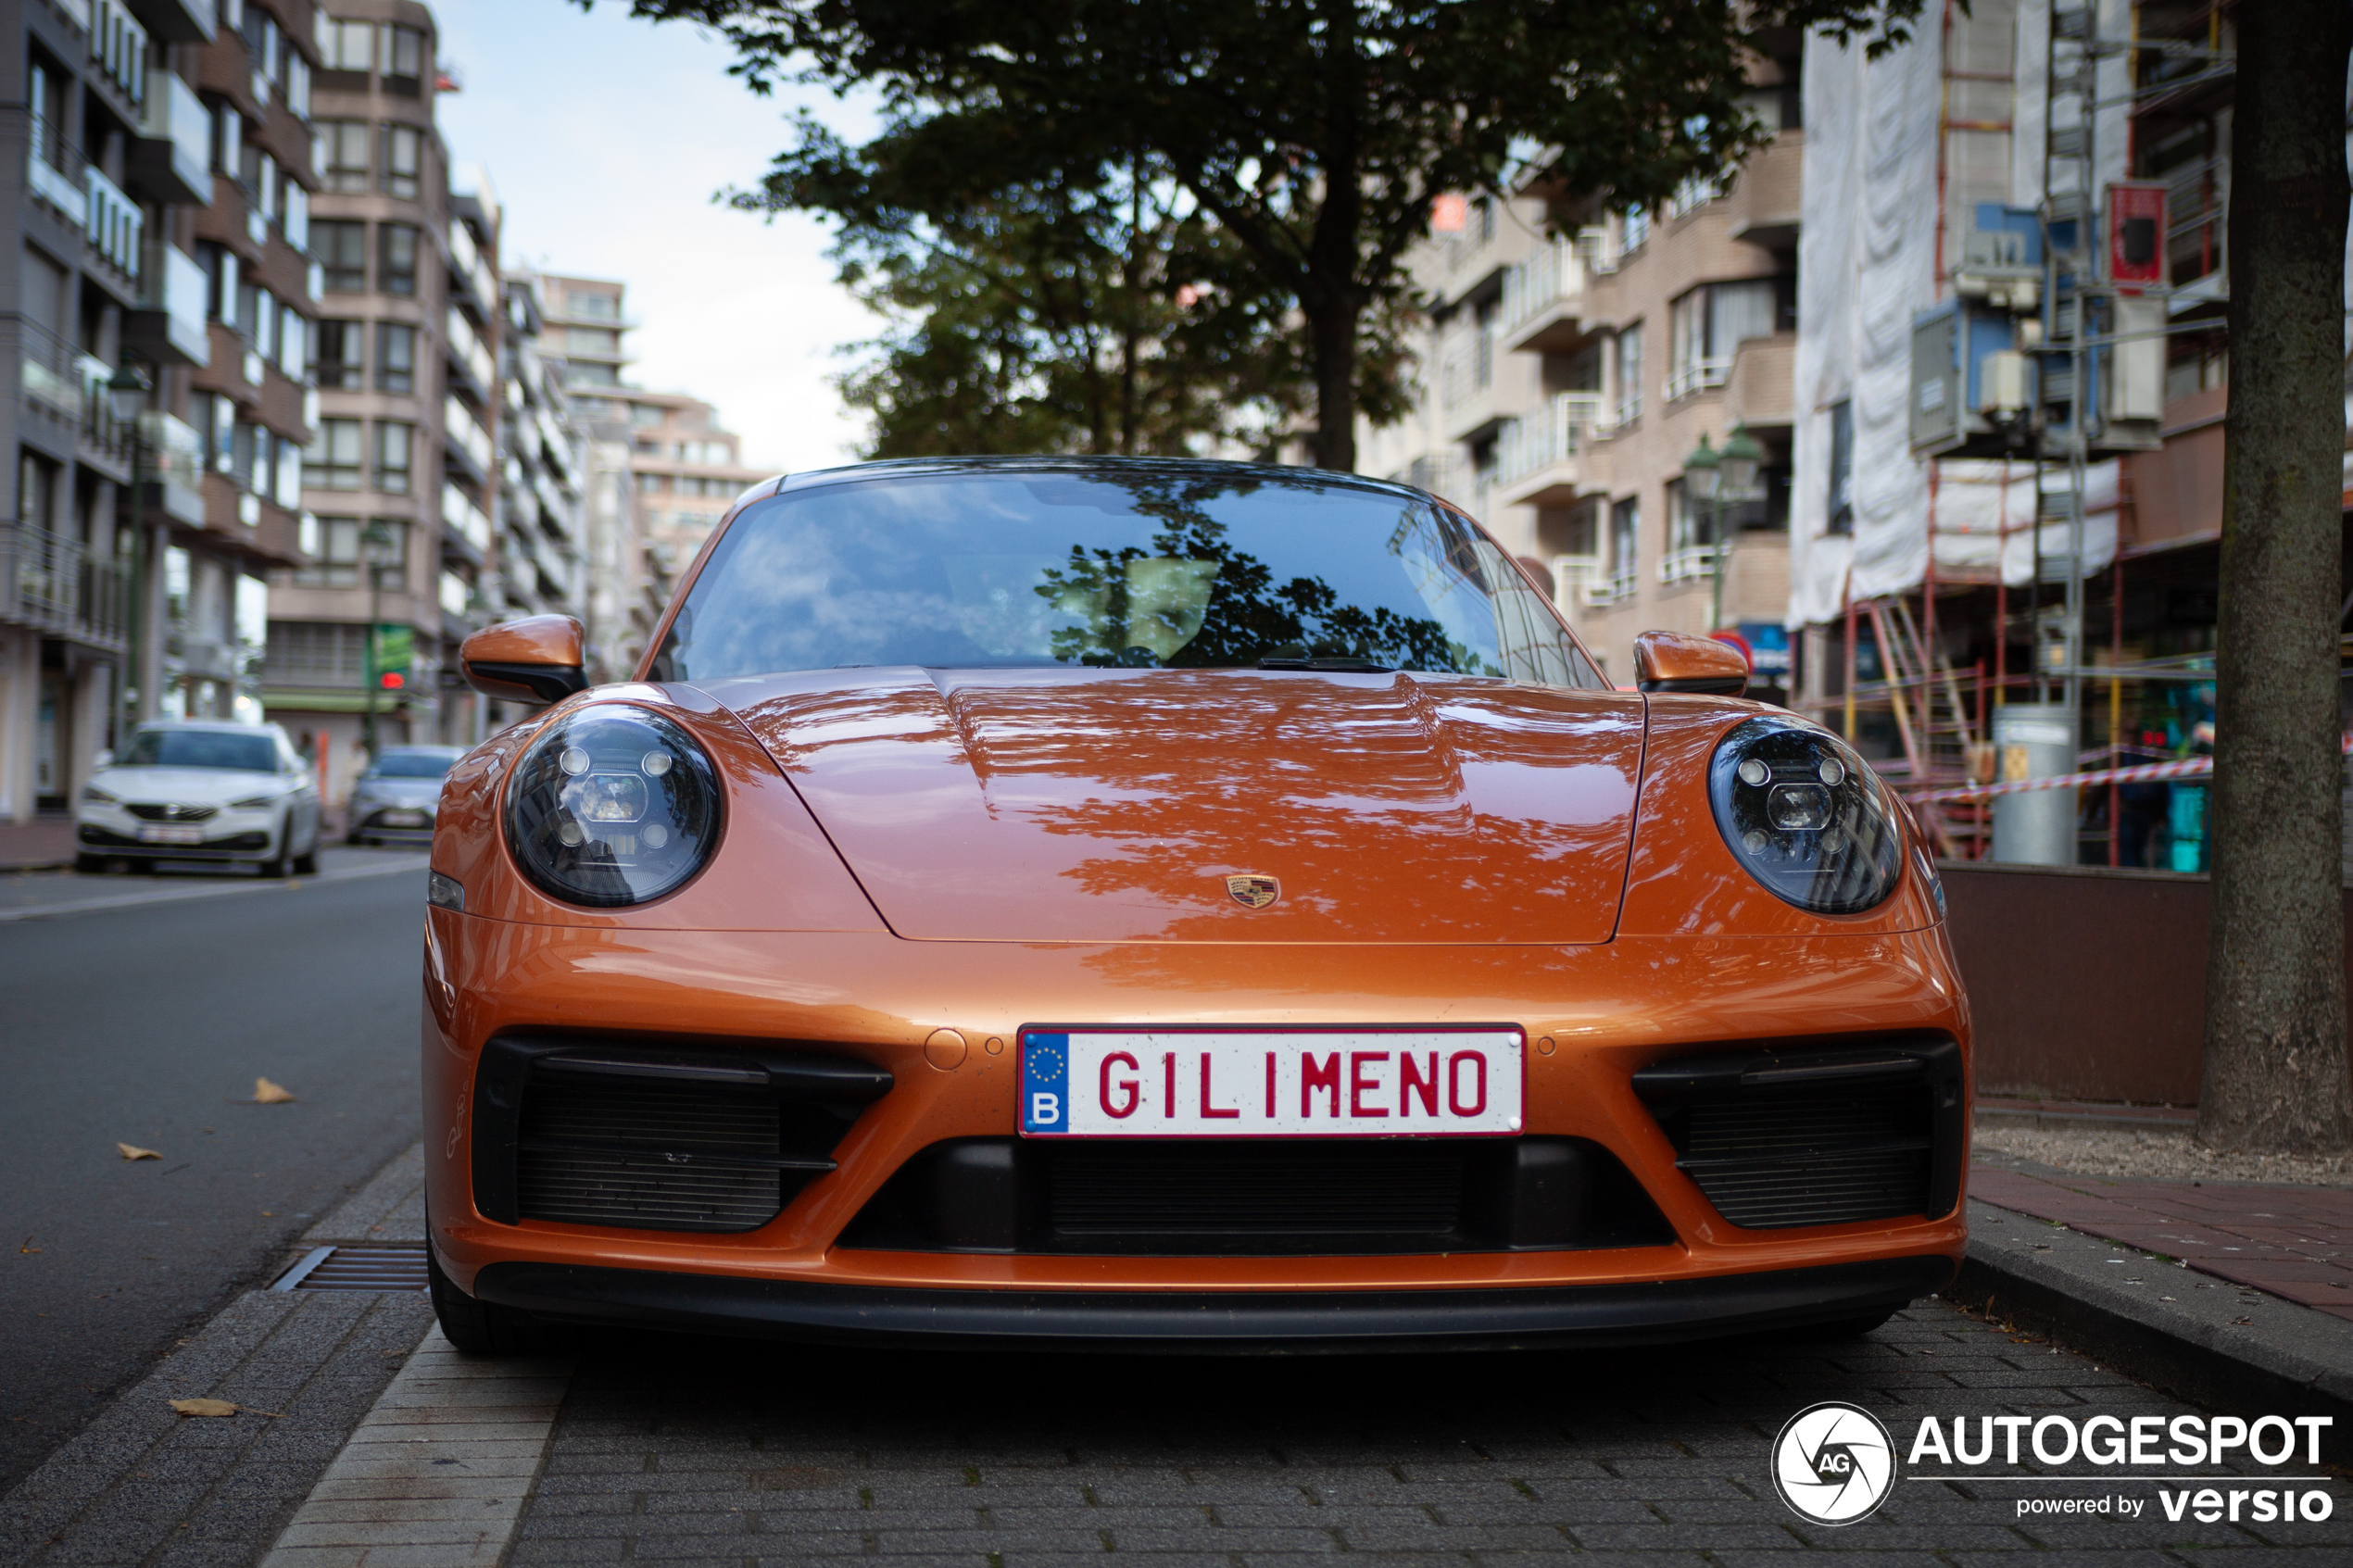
top-left (1226, 874), bottom-right (1280, 910)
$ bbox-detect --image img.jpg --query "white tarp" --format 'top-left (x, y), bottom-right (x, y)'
top-left (1789, 2), bottom-right (2126, 630)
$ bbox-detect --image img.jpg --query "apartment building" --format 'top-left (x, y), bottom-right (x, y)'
top-left (259, 0), bottom-right (508, 796)
top-left (526, 270), bottom-right (760, 679)
top-left (495, 269), bottom-right (587, 628)
top-left (3, 0), bottom-right (321, 824)
top-left (1357, 39), bottom-right (1805, 696)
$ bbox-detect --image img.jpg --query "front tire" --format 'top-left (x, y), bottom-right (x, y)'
top-left (73, 852), bottom-right (103, 874)
top-left (426, 1248), bottom-right (546, 1357)
top-left (293, 848), bottom-right (320, 875)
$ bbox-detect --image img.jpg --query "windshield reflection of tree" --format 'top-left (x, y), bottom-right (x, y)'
top-left (734, 667), bottom-right (1638, 945)
top-left (1028, 469), bottom-right (1500, 673)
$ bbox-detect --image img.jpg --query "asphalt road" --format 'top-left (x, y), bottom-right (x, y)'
top-left (0, 854), bottom-right (426, 1492)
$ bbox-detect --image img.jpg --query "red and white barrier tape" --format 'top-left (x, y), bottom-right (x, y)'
top-left (1908, 735), bottom-right (2353, 806)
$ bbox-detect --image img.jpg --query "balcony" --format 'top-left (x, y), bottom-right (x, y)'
top-left (84, 166), bottom-right (144, 284)
top-left (128, 69), bottom-right (208, 206)
top-left (1725, 131), bottom-right (1804, 250)
top-left (1663, 356), bottom-right (1730, 404)
top-left (0, 525), bottom-right (130, 649)
top-left (445, 395), bottom-right (494, 483)
top-left (17, 320), bottom-right (130, 458)
top-left (88, 1), bottom-right (149, 112)
top-left (26, 131), bottom-right (89, 228)
top-left (123, 0), bottom-right (216, 44)
top-left (139, 411), bottom-right (207, 525)
top-left (447, 220), bottom-right (498, 321)
top-left (124, 243), bottom-right (211, 368)
top-left (442, 482), bottom-right (493, 563)
top-left (1495, 393), bottom-right (1605, 508)
top-left (1657, 543), bottom-right (1718, 585)
top-left (1549, 554), bottom-right (1602, 615)
top-left (1500, 236), bottom-right (1592, 356)
top-left (1721, 332), bottom-right (1795, 431)
top-left (446, 308), bottom-right (496, 402)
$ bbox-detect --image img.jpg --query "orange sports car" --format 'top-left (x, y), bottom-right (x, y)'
top-left (422, 457), bottom-right (1968, 1355)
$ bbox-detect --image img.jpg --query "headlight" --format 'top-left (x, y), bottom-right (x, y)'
top-left (230, 792), bottom-right (285, 809)
top-left (82, 784), bottom-right (118, 804)
top-left (1707, 716), bottom-right (1903, 914)
top-left (503, 705), bottom-right (722, 907)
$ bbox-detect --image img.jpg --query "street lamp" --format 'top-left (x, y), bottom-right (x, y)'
top-left (107, 364), bottom-right (152, 748)
top-left (1684, 425), bottom-right (1764, 634)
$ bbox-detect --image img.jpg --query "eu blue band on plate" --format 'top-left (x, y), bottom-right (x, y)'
top-left (1022, 1033), bottom-right (1070, 1133)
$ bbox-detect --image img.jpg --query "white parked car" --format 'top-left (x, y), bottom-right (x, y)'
top-left (344, 745), bottom-right (465, 846)
top-left (76, 721), bottom-right (323, 877)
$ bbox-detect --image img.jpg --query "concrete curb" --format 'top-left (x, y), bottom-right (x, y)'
top-left (1947, 1197), bottom-right (2353, 1465)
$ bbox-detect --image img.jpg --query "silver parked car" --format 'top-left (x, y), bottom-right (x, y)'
top-left (345, 746), bottom-right (466, 846)
top-left (77, 721), bottom-right (323, 876)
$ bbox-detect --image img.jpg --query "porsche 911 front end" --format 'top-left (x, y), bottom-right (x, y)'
top-left (422, 458), bottom-right (1969, 1356)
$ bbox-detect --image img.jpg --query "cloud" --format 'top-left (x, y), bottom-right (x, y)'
top-left (432, 0), bottom-right (881, 470)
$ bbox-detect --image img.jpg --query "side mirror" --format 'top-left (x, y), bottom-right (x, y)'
top-left (93, 748), bottom-right (113, 770)
top-left (460, 615), bottom-right (590, 705)
top-left (1632, 630), bottom-right (1749, 696)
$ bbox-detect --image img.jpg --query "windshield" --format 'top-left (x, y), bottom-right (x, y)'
top-left (651, 464), bottom-right (1601, 686)
top-left (371, 752), bottom-right (457, 779)
top-left (120, 730), bottom-right (278, 772)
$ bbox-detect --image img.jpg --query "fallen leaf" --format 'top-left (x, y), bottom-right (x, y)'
top-left (118, 1144), bottom-right (160, 1161)
top-left (253, 1078), bottom-right (296, 1105)
top-left (170, 1399), bottom-right (238, 1418)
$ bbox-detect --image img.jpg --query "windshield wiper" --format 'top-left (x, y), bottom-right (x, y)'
top-left (1256, 656), bottom-right (1396, 673)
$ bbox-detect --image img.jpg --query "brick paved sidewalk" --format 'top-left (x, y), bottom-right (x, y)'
top-left (1972, 1166), bottom-right (2353, 1320)
top-left (500, 1302), bottom-right (2349, 1566)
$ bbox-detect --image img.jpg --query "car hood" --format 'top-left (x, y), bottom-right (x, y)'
top-left (700, 668), bottom-right (1646, 944)
top-left (91, 766), bottom-right (288, 805)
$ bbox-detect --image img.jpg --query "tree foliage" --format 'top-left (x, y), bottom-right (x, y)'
top-left (596, 0), bottom-right (1928, 470)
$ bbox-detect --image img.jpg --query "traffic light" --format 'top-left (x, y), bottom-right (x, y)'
top-left (369, 623), bottom-right (414, 696)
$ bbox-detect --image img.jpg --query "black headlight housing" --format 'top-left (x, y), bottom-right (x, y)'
top-left (503, 705), bottom-right (722, 908)
top-left (1707, 715), bottom-right (1903, 915)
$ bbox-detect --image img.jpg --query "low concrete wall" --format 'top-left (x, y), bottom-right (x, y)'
top-left (1942, 861), bottom-right (2353, 1107)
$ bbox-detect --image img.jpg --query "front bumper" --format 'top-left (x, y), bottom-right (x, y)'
top-left (424, 919), bottom-right (1974, 1336)
top-left (473, 1253), bottom-right (1958, 1351)
top-left (78, 822), bottom-right (275, 859)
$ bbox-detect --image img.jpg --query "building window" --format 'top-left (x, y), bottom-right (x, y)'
top-left (566, 327), bottom-right (619, 358)
top-left (310, 419), bottom-right (364, 491)
top-left (1614, 323), bottom-right (1643, 426)
top-left (374, 421), bottom-right (414, 494)
top-left (380, 125), bottom-right (422, 200)
top-left (313, 320), bottom-right (363, 388)
top-left (569, 292), bottom-right (619, 320)
top-left (1827, 399), bottom-right (1855, 536)
top-left (1621, 205), bottom-right (1651, 255)
top-left (384, 26), bottom-right (427, 86)
top-left (320, 19), bottom-right (371, 71)
top-left (1608, 496), bottom-right (1640, 598)
top-left (312, 220), bottom-right (367, 292)
top-left (264, 618), bottom-right (369, 679)
top-left (637, 471), bottom-right (668, 495)
top-left (1666, 280), bottom-right (1780, 401)
top-left (18, 452), bottom-right (57, 532)
top-left (375, 323), bottom-right (416, 394)
top-left (629, 402), bottom-right (663, 425)
top-left (378, 223), bottom-right (419, 295)
top-left (314, 121), bottom-right (370, 194)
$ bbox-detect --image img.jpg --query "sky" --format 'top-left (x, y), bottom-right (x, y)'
top-left (430, 0), bottom-right (878, 471)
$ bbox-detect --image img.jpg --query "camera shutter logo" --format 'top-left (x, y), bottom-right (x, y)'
top-left (1771, 1401), bottom-right (1896, 1525)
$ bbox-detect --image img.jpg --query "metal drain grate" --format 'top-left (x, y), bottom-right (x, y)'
top-left (271, 1244), bottom-right (430, 1292)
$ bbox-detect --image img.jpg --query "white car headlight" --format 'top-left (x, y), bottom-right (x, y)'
top-left (82, 784), bottom-right (118, 804)
top-left (230, 792), bottom-right (286, 809)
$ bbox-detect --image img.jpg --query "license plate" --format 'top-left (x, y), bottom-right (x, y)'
top-left (381, 809), bottom-right (426, 826)
top-left (136, 824), bottom-right (204, 845)
top-left (1019, 1029), bottom-right (1523, 1137)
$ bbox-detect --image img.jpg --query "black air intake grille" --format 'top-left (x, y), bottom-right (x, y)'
top-left (1681, 1086), bottom-right (1931, 1228)
top-left (517, 1081), bottom-right (785, 1233)
top-left (473, 1036), bottom-right (894, 1235)
top-left (1633, 1040), bottom-right (1964, 1232)
top-left (1049, 1142), bottom-right (1466, 1245)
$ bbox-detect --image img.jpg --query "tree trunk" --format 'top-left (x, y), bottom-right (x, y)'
top-left (1306, 283), bottom-right (1359, 471)
top-left (2196, 0), bottom-right (2353, 1153)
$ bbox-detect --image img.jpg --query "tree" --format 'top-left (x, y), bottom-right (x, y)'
top-left (2197, 0), bottom-right (2353, 1154)
top-left (763, 119), bottom-right (1354, 458)
top-left (596, 1), bottom-right (1928, 470)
